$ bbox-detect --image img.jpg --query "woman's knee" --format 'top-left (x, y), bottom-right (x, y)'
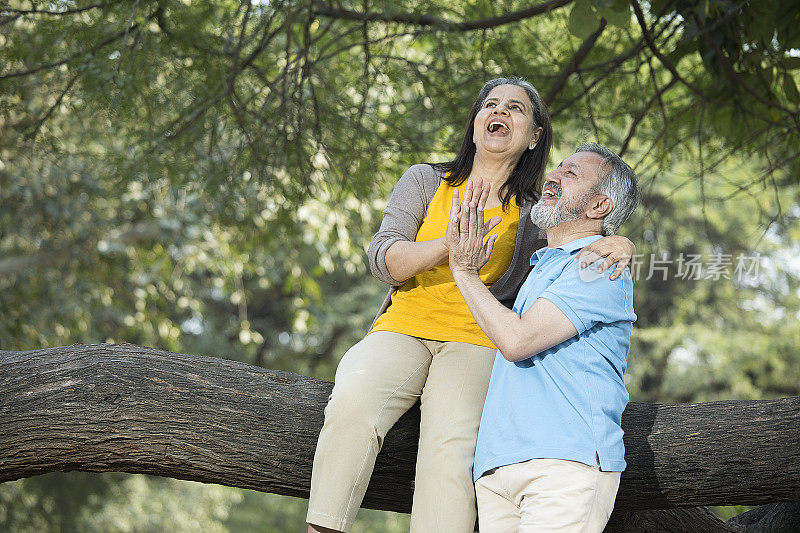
top-left (322, 380), bottom-right (384, 433)
top-left (416, 419), bottom-right (481, 475)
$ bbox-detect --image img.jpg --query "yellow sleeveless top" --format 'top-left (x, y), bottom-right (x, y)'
top-left (370, 179), bottom-right (519, 349)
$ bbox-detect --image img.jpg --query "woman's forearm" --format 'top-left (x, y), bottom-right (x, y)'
top-left (385, 238), bottom-right (449, 283)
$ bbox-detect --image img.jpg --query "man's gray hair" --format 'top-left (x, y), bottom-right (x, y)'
top-left (576, 142), bottom-right (639, 235)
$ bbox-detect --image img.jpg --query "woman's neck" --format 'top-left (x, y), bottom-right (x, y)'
top-left (467, 153), bottom-right (517, 206)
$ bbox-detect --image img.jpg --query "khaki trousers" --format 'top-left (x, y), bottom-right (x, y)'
top-left (306, 331), bottom-right (496, 532)
top-left (475, 458), bottom-right (621, 533)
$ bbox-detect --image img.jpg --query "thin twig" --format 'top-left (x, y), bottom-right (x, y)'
top-left (114, 0), bottom-right (140, 79)
top-left (24, 73), bottom-right (80, 141)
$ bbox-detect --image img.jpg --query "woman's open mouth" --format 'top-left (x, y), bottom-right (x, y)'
top-left (487, 120), bottom-right (510, 135)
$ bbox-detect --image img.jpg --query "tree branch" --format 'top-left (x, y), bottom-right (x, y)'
top-left (0, 24), bottom-right (140, 80)
top-left (544, 18), bottom-right (607, 105)
top-left (607, 507), bottom-right (744, 532)
top-left (630, 0), bottom-right (713, 105)
top-left (689, 11), bottom-right (800, 119)
top-left (312, 0), bottom-right (573, 31)
top-left (727, 502), bottom-right (800, 532)
top-left (618, 75), bottom-right (677, 156)
top-left (2, 343), bottom-right (800, 515)
top-left (0, 2), bottom-right (109, 16)
top-left (24, 73), bottom-right (80, 141)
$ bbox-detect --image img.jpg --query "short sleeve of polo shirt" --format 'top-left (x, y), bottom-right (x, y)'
top-left (538, 262), bottom-right (635, 335)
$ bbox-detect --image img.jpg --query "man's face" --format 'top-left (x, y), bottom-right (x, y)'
top-left (530, 151), bottom-right (606, 229)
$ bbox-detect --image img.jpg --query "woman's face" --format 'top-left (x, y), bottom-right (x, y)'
top-left (473, 84), bottom-right (543, 161)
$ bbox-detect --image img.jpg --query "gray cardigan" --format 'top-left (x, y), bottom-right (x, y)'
top-left (367, 164), bottom-right (546, 330)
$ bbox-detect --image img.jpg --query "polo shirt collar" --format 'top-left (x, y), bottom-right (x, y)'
top-left (531, 234), bottom-right (604, 265)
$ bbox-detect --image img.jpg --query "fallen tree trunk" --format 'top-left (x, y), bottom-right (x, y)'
top-left (2, 344), bottom-right (799, 530)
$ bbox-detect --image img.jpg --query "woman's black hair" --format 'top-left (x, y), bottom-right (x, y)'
top-left (432, 77), bottom-right (553, 211)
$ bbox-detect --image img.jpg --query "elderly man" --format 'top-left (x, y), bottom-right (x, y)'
top-left (446, 142), bottom-right (639, 532)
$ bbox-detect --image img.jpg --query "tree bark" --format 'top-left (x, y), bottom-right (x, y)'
top-left (2, 343), bottom-right (799, 523)
top-left (606, 507), bottom-right (743, 532)
top-left (726, 502), bottom-right (800, 532)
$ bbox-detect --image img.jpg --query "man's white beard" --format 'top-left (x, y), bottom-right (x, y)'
top-left (530, 196), bottom-right (586, 229)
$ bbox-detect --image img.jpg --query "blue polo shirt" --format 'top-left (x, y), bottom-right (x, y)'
top-left (473, 235), bottom-right (636, 481)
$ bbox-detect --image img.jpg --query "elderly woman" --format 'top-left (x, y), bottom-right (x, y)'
top-left (306, 77), bottom-right (634, 533)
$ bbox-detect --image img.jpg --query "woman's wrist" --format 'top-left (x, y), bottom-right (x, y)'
top-left (435, 237), bottom-right (449, 263)
top-left (385, 238), bottom-right (451, 282)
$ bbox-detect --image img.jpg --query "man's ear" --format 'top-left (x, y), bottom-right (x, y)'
top-left (586, 195), bottom-right (613, 220)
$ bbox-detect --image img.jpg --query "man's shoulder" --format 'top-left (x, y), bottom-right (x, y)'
top-left (538, 258), bottom-right (635, 330)
top-left (550, 254), bottom-right (632, 291)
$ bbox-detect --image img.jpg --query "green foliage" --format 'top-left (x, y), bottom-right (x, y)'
top-left (569, 0), bottom-right (601, 39)
top-left (223, 490), bottom-right (410, 533)
top-left (2, 473), bottom-right (242, 533)
top-left (0, 474), bottom-right (410, 532)
top-left (78, 476), bottom-right (242, 532)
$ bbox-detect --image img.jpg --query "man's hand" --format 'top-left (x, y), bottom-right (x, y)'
top-left (446, 179), bottom-right (502, 276)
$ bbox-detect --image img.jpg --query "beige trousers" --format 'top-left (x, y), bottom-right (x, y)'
top-left (306, 331), bottom-right (496, 532)
top-left (475, 457), bottom-right (621, 533)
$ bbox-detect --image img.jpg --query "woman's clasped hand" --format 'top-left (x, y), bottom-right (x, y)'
top-left (446, 179), bottom-right (503, 275)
